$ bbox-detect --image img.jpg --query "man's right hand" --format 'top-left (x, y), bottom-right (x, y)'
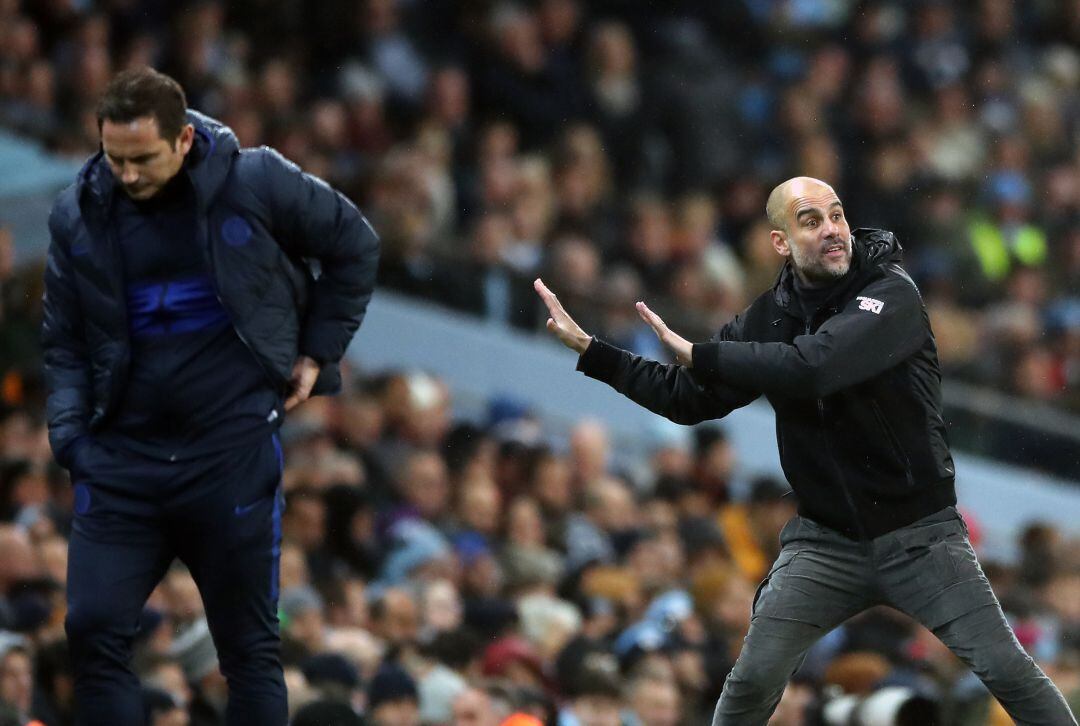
top-left (534, 278), bottom-right (592, 354)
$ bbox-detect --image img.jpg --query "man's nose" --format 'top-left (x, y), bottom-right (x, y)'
top-left (120, 164), bottom-right (139, 184)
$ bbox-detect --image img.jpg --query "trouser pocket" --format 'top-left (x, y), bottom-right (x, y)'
top-left (751, 549), bottom-right (805, 621)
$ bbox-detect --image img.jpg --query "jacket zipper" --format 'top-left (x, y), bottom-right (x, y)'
top-left (871, 400), bottom-right (916, 488)
top-left (189, 175), bottom-right (280, 391)
top-left (101, 218), bottom-right (131, 421)
top-left (806, 315), bottom-right (868, 542)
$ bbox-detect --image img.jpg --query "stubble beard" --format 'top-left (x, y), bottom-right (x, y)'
top-left (791, 243), bottom-right (851, 286)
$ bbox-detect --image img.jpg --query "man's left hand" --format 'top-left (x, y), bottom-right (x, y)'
top-left (285, 355), bottom-right (320, 411)
top-left (636, 302), bottom-right (693, 367)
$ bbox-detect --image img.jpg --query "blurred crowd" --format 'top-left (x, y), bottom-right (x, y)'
top-left (1, 0), bottom-right (1079, 412)
top-left (1, 0), bottom-right (1080, 724)
top-left (0, 366), bottom-right (1079, 725)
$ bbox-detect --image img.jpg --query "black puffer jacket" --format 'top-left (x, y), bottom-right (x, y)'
top-left (577, 229), bottom-right (956, 539)
top-left (42, 110), bottom-right (379, 469)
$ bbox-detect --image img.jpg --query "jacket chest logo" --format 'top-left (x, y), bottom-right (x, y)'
top-left (221, 215), bottom-right (253, 247)
top-left (856, 296), bottom-right (884, 314)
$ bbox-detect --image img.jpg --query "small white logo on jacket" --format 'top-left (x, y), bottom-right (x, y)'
top-left (857, 296), bottom-right (884, 314)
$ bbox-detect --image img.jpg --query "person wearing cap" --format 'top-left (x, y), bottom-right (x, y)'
top-left (367, 664), bottom-right (421, 726)
top-left (166, 618), bottom-right (228, 725)
top-left (298, 651), bottom-right (364, 720)
top-left (291, 700), bottom-right (365, 726)
top-left (536, 176), bottom-right (1076, 725)
top-left (279, 585), bottom-right (328, 663)
top-left (556, 665), bottom-right (623, 726)
top-left (481, 636), bottom-right (548, 694)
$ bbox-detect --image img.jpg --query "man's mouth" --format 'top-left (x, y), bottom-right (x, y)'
top-left (823, 243), bottom-right (846, 259)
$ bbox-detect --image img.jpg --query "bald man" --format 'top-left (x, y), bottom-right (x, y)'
top-left (535, 178), bottom-right (1076, 725)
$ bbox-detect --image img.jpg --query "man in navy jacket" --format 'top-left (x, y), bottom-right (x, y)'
top-left (536, 177), bottom-right (1076, 725)
top-left (42, 68), bottom-right (379, 725)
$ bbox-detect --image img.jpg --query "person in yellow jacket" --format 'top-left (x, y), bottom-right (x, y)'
top-left (967, 172), bottom-right (1047, 283)
top-left (717, 476), bottom-right (796, 583)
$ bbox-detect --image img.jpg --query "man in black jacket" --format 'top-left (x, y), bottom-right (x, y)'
top-left (535, 177), bottom-right (1076, 725)
top-left (41, 69), bottom-right (379, 725)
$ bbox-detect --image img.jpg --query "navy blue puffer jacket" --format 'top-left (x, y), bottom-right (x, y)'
top-left (42, 110), bottom-right (380, 468)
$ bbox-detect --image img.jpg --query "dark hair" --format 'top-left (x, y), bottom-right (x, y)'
top-left (96, 67), bottom-right (187, 143)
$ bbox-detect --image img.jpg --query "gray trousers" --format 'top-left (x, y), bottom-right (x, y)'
top-left (712, 507), bottom-right (1077, 726)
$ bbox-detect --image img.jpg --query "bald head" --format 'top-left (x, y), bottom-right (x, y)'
top-left (765, 177), bottom-right (852, 285)
top-left (766, 177), bottom-right (837, 232)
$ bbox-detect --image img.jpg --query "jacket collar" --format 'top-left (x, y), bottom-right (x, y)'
top-left (771, 227), bottom-right (903, 312)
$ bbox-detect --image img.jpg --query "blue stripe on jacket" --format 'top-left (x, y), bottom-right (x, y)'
top-left (126, 275), bottom-right (229, 338)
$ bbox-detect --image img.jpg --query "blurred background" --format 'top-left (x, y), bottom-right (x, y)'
top-left (0, 0), bottom-right (1079, 725)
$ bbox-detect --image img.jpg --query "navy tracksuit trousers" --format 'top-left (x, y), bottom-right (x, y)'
top-left (65, 433), bottom-right (287, 726)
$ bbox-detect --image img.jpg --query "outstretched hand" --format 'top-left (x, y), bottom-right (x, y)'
top-left (534, 278), bottom-right (592, 354)
top-left (636, 301), bottom-right (693, 366)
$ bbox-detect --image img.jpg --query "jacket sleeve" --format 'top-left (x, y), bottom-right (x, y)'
top-left (692, 267), bottom-right (928, 398)
top-left (576, 314), bottom-right (759, 425)
top-left (41, 201), bottom-right (93, 470)
top-left (257, 147), bottom-right (380, 365)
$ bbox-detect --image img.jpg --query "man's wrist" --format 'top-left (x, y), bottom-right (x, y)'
top-left (576, 336), bottom-right (621, 381)
top-left (692, 342), bottom-right (722, 376)
top-left (677, 341), bottom-right (693, 367)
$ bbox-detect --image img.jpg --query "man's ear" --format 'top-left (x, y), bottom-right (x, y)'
top-left (771, 230), bottom-right (791, 258)
top-left (176, 124), bottom-right (195, 156)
